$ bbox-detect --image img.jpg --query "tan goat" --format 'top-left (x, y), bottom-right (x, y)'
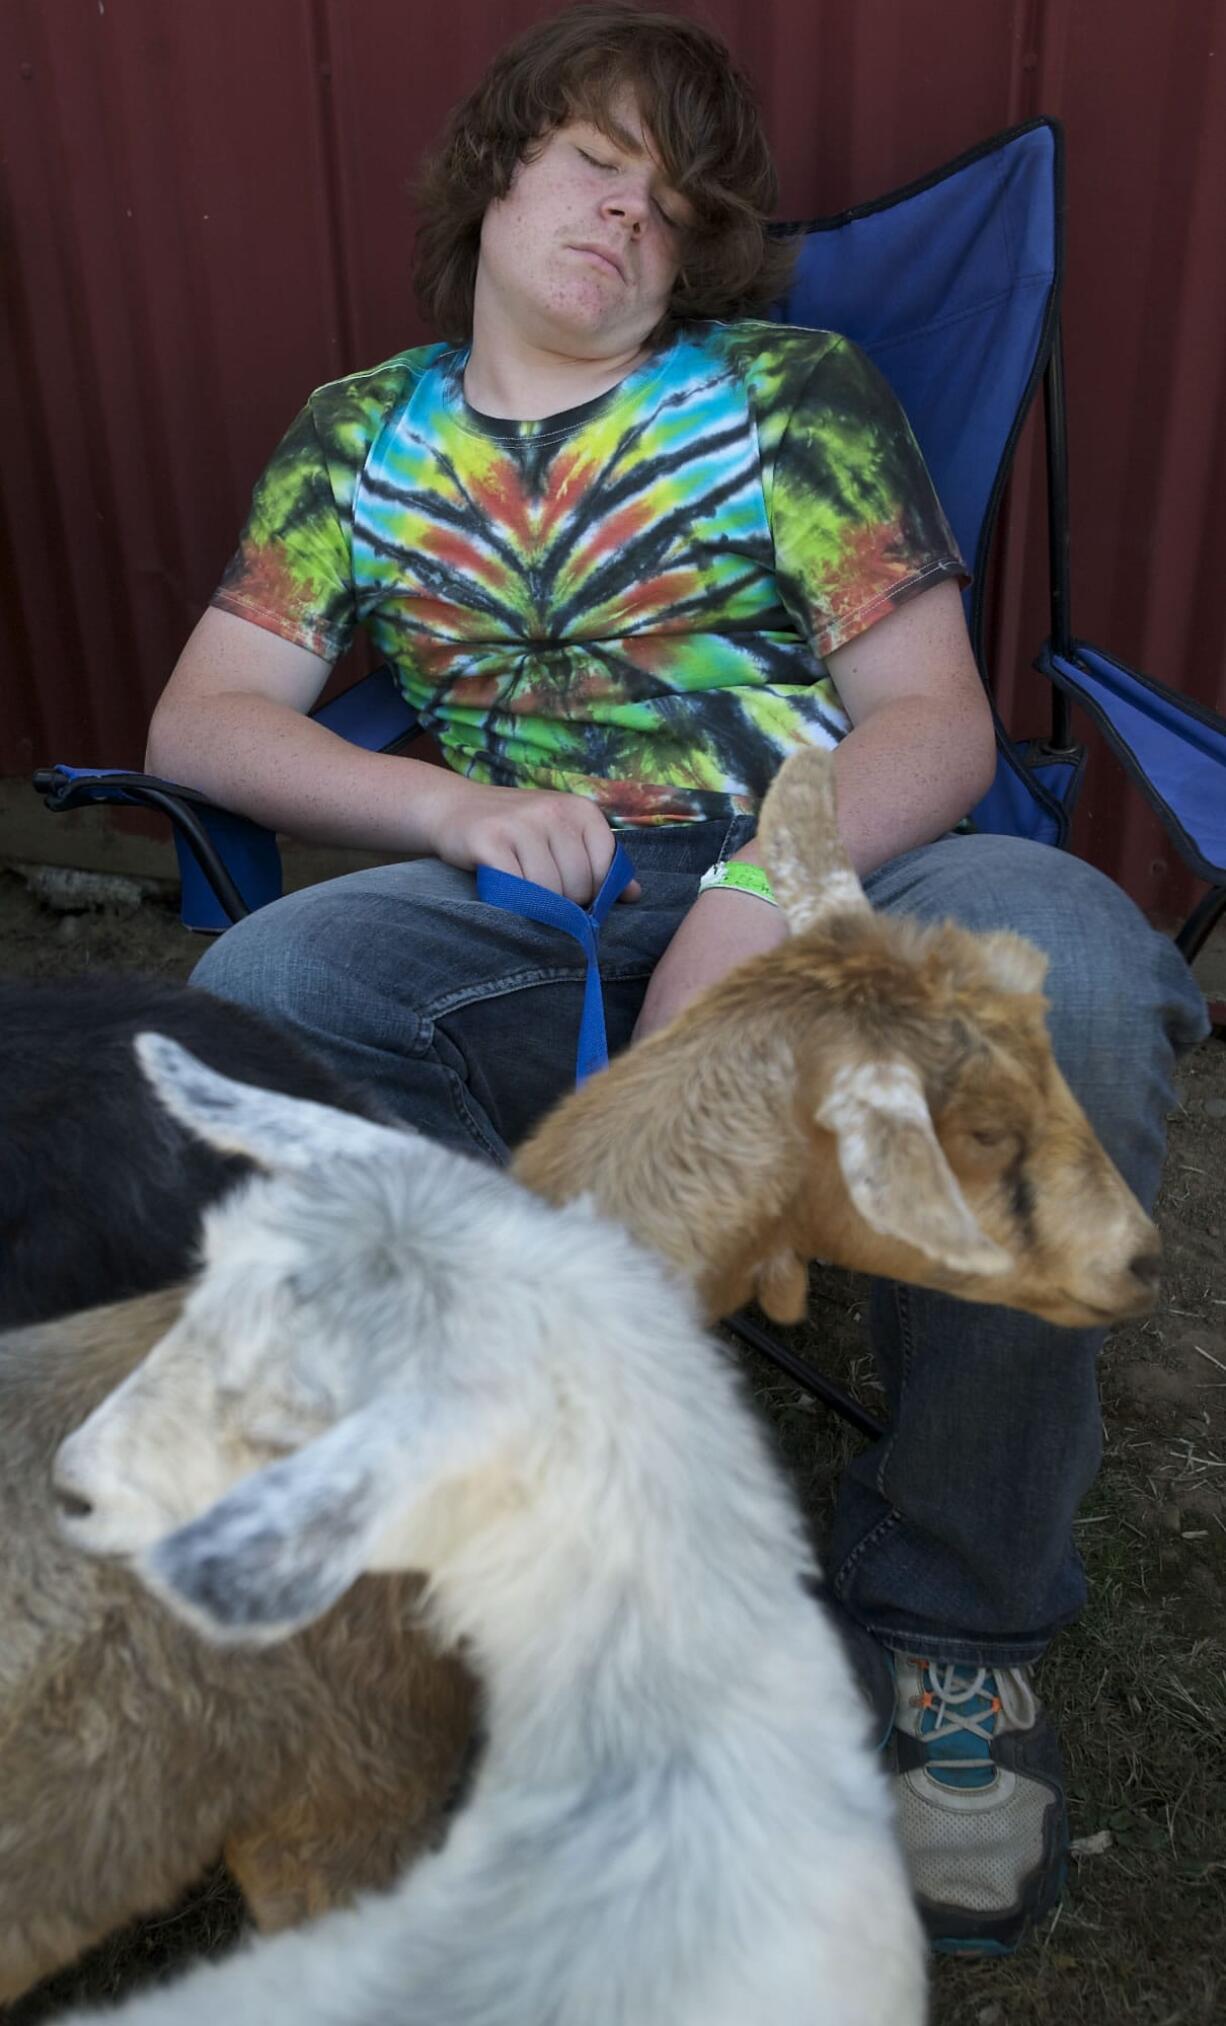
top-left (516, 745), bottom-right (1159, 1331)
top-left (0, 1286), bottom-right (474, 2005)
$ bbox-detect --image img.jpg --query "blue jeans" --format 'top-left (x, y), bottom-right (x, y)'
top-left (191, 823), bottom-right (1208, 1665)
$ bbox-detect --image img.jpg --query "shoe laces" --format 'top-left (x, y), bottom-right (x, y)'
top-left (909, 1659), bottom-right (1006, 1791)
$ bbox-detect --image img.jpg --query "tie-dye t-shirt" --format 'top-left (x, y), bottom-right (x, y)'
top-left (212, 320), bottom-right (965, 826)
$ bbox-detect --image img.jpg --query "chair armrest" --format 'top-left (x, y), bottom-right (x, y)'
top-left (32, 766), bottom-right (279, 932)
top-left (30, 666), bottom-right (421, 933)
top-left (1036, 639), bottom-right (1226, 889)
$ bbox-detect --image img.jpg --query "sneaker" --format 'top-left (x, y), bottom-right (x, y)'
top-left (888, 1656), bottom-right (1068, 1955)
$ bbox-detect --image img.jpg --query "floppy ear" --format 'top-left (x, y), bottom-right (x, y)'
top-left (756, 746), bottom-right (871, 935)
top-left (817, 1060), bottom-right (1011, 1278)
top-left (139, 1405), bottom-right (412, 1645)
top-left (135, 1031), bottom-right (407, 1173)
top-left (139, 1370), bottom-right (526, 1646)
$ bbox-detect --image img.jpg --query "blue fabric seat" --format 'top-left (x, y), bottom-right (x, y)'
top-left (35, 118), bottom-right (1226, 955)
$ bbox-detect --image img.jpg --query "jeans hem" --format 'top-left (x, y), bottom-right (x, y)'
top-left (859, 1618), bottom-right (1063, 1669)
top-left (831, 1509), bottom-right (1081, 1666)
top-left (842, 1596), bottom-right (1084, 1668)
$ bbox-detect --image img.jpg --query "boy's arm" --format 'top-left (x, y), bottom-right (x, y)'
top-left (147, 608), bottom-right (631, 901)
top-left (632, 580), bottom-right (994, 1041)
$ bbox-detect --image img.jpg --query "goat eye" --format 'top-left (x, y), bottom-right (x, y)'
top-left (969, 1126), bottom-right (1009, 1150)
top-left (246, 1423), bottom-right (319, 1462)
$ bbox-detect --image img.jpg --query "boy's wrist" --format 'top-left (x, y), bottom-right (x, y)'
top-left (696, 860), bottom-right (778, 908)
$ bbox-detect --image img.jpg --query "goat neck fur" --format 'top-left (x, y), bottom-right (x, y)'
top-left (515, 746), bottom-right (1159, 1330)
top-left (54, 1039), bottom-right (926, 2026)
top-left (0, 1289), bottom-right (472, 2004)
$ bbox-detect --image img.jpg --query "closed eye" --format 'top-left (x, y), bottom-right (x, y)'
top-left (575, 146), bottom-right (681, 229)
top-left (243, 1417), bottom-right (318, 1456)
top-left (968, 1126), bottom-right (1024, 1153)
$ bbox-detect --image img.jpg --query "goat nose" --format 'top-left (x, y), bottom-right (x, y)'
top-left (51, 1453), bottom-right (96, 1521)
top-left (1129, 1249), bottom-right (1162, 1291)
top-left (55, 1486), bottom-right (95, 1521)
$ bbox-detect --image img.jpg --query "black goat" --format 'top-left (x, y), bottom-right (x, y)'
top-left (0, 975), bottom-right (386, 1328)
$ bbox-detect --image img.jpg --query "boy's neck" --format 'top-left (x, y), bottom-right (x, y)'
top-left (462, 325), bottom-right (653, 422)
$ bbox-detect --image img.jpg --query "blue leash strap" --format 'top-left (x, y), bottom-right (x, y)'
top-left (476, 840), bottom-right (636, 1083)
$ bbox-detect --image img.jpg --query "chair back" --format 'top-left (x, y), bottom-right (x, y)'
top-left (774, 121), bottom-right (1070, 842)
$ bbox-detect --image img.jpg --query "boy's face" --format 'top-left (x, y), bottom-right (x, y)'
top-left (475, 88), bottom-right (692, 360)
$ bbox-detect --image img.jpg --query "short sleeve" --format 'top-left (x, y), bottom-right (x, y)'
top-left (767, 335), bottom-right (968, 661)
top-left (210, 402), bottom-right (357, 663)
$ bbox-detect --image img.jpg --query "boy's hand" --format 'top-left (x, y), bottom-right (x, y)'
top-left (432, 782), bottom-right (640, 906)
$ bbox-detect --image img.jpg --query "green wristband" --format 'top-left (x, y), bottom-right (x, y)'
top-left (696, 860), bottom-right (778, 907)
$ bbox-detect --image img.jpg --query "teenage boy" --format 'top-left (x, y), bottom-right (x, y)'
top-left (149, 3), bottom-right (1207, 1954)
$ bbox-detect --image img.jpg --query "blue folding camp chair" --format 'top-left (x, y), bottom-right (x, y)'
top-left (32, 119), bottom-right (1226, 1432)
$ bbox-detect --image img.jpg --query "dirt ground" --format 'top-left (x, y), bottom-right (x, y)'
top-left (2, 863), bottom-right (1223, 2026)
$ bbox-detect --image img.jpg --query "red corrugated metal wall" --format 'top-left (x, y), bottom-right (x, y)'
top-left (3, 0), bottom-right (1223, 916)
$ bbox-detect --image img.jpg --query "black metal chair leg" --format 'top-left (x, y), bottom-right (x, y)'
top-left (723, 1311), bottom-right (886, 1441)
top-left (1176, 885), bottom-right (1226, 964)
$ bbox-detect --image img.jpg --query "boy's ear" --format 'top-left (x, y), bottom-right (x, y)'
top-left (134, 1031), bottom-right (405, 1173)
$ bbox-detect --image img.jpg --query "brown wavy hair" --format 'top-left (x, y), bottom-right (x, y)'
top-left (414, 3), bottom-right (795, 343)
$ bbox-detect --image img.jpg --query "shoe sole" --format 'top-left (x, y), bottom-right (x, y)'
top-left (931, 1934), bottom-right (1019, 1959)
top-left (925, 1856), bottom-right (1069, 1958)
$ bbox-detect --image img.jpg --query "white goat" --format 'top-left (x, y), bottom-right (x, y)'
top-left (53, 1035), bottom-right (927, 2026)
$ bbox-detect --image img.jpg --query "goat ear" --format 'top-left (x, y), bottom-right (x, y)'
top-left (135, 1032), bottom-right (403, 1173)
top-left (139, 1405), bottom-right (409, 1644)
top-left (755, 746), bottom-right (870, 934)
top-left (140, 1380), bottom-right (520, 1645)
top-left (973, 931), bottom-right (1050, 997)
top-left (816, 1061), bottom-right (1012, 1278)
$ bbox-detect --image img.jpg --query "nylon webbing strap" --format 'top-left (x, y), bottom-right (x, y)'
top-left (475, 840), bottom-right (636, 1083)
